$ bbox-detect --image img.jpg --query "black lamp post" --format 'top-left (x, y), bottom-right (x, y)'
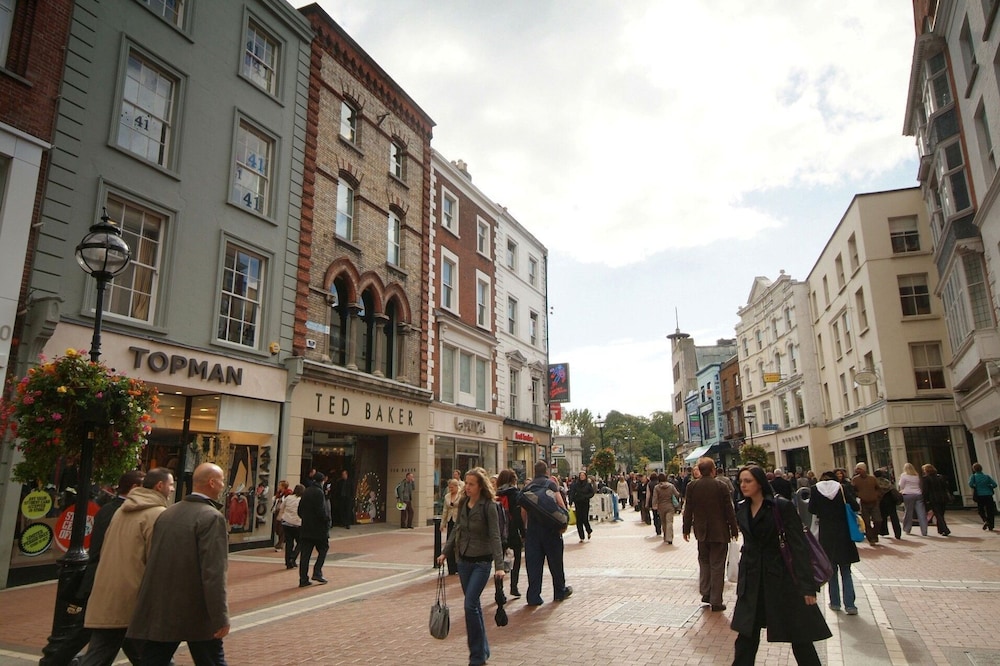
top-left (596, 413), bottom-right (605, 451)
top-left (42, 210), bottom-right (131, 660)
top-left (744, 411), bottom-right (756, 448)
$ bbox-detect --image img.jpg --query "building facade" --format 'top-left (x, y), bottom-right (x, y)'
top-left (718, 354), bottom-right (744, 470)
top-left (904, 0), bottom-right (1000, 479)
top-left (494, 207), bottom-right (551, 475)
top-left (736, 272), bottom-right (827, 473)
top-left (427, 154), bottom-right (503, 510)
top-left (1, 0), bottom-right (313, 584)
top-left (807, 188), bottom-right (967, 495)
top-left (668, 330), bottom-right (736, 460)
top-left (291, 5), bottom-right (434, 527)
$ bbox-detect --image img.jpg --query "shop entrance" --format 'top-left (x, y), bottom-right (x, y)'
top-left (303, 430), bottom-right (388, 524)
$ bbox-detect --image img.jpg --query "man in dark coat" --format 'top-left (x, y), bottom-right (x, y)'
top-left (127, 463), bottom-right (229, 665)
top-left (298, 472), bottom-right (331, 586)
top-left (682, 458), bottom-right (738, 611)
top-left (334, 470), bottom-right (353, 529)
top-left (770, 468), bottom-right (793, 500)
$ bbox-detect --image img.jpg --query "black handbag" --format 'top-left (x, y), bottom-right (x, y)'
top-left (494, 576), bottom-right (508, 627)
top-left (773, 499), bottom-right (833, 589)
top-left (429, 567), bottom-right (450, 639)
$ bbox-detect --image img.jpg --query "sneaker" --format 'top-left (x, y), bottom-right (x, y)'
top-left (845, 607), bottom-right (859, 615)
top-left (829, 604), bottom-right (841, 611)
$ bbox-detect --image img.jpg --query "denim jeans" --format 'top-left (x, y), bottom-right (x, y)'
top-left (827, 562), bottom-right (856, 609)
top-left (901, 494), bottom-right (927, 535)
top-left (457, 560), bottom-right (492, 666)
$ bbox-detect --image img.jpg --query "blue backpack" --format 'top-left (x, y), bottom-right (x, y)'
top-left (518, 481), bottom-right (569, 532)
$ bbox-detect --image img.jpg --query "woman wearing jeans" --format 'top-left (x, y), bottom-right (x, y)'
top-left (809, 471), bottom-right (861, 615)
top-left (438, 467), bottom-right (504, 666)
top-left (898, 463), bottom-right (927, 536)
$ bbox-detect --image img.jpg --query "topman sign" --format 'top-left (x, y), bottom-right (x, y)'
top-left (129, 346), bottom-right (243, 385)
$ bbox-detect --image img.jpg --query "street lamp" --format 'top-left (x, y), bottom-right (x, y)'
top-left (744, 411), bottom-right (756, 447)
top-left (45, 210), bottom-right (131, 656)
top-left (596, 413), bottom-right (605, 451)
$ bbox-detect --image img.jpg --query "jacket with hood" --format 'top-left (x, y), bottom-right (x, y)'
top-left (807, 480), bottom-right (860, 566)
top-left (84, 487), bottom-right (168, 628)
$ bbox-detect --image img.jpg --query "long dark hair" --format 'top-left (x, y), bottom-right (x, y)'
top-left (738, 465), bottom-right (774, 498)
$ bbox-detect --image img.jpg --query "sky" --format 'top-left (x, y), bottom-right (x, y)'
top-left (304, 1), bottom-right (920, 420)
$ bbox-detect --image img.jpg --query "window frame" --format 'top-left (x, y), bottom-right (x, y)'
top-left (137, 0), bottom-right (186, 29)
top-left (898, 273), bottom-right (932, 317)
top-left (475, 273), bottom-right (491, 329)
top-left (113, 44), bottom-right (182, 171)
top-left (529, 310), bottom-right (539, 346)
top-left (507, 296), bottom-right (518, 335)
top-left (441, 188), bottom-right (458, 234)
top-left (241, 15), bottom-right (280, 96)
top-left (230, 115), bottom-right (277, 218)
top-left (340, 98), bottom-right (359, 145)
top-left (911, 342), bottom-right (947, 391)
top-left (387, 210), bottom-right (401, 266)
top-left (528, 256), bottom-right (538, 287)
top-left (440, 248), bottom-right (459, 312)
top-left (390, 139), bottom-right (406, 181)
top-left (101, 190), bottom-right (169, 326)
top-left (216, 238), bottom-right (268, 350)
top-left (476, 219), bottom-right (491, 257)
top-left (506, 239), bottom-right (518, 271)
top-left (335, 178), bottom-right (355, 240)
top-left (889, 216), bottom-right (921, 254)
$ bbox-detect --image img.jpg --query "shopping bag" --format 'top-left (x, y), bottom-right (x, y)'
top-left (842, 487), bottom-right (865, 543)
top-left (429, 568), bottom-right (450, 639)
top-left (726, 540), bottom-right (740, 583)
top-left (568, 507), bottom-right (576, 525)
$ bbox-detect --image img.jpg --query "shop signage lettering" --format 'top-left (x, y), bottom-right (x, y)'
top-left (129, 346), bottom-right (243, 385)
top-left (455, 417), bottom-right (486, 434)
top-left (513, 431), bottom-right (534, 443)
top-left (314, 393), bottom-right (414, 426)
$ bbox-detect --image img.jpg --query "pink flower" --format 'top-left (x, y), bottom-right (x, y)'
top-left (51, 413), bottom-right (62, 421)
top-left (95, 392), bottom-right (104, 399)
top-left (22, 396), bottom-right (34, 405)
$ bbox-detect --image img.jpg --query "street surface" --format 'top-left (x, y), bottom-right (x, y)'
top-left (0, 508), bottom-right (997, 665)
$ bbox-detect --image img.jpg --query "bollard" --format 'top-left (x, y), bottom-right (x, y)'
top-left (433, 516), bottom-right (442, 567)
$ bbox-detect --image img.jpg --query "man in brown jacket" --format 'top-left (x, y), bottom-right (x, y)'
top-left (851, 462), bottom-right (882, 544)
top-left (79, 468), bottom-right (173, 665)
top-left (683, 457), bottom-right (738, 611)
top-left (127, 463), bottom-right (229, 665)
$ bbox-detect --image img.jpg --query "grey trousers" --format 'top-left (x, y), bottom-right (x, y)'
top-left (697, 540), bottom-right (728, 606)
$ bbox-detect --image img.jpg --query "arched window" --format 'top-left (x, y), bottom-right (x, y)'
top-left (328, 277), bottom-right (349, 366)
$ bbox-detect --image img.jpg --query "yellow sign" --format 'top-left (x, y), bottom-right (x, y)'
top-left (763, 373), bottom-right (782, 383)
top-left (19, 523), bottom-right (53, 556)
top-left (21, 490), bottom-right (53, 520)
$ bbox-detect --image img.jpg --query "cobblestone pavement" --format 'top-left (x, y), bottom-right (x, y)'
top-left (2, 509), bottom-right (999, 665)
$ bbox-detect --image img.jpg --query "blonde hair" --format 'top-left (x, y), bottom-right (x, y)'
top-left (447, 479), bottom-right (461, 489)
top-left (465, 467), bottom-right (495, 501)
top-left (903, 463), bottom-right (918, 476)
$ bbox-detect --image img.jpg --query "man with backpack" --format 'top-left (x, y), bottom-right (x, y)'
top-left (518, 461), bottom-right (572, 606)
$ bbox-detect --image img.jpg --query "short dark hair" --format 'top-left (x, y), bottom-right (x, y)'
top-left (973, 462), bottom-right (983, 473)
top-left (117, 470), bottom-right (145, 495)
top-left (534, 461), bottom-right (548, 477)
top-left (143, 468), bottom-right (173, 489)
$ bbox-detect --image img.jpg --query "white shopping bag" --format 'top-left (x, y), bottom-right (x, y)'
top-left (726, 539), bottom-right (740, 583)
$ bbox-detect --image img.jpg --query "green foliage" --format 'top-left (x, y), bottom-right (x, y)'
top-left (739, 444), bottom-right (769, 467)
top-left (589, 447), bottom-right (617, 480)
top-left (667, 456), bottom-right (683, 476)
top-left (556, 458), bottom-right (570, 477)
top-left (0, 349), bottom-right (159, 486)
top-left (636, 455), bottom-right (651, 473)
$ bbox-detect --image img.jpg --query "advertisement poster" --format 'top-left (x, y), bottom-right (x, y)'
top-left (548, 363), bottom-right (570, 403)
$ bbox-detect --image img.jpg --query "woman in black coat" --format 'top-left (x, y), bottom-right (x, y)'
top-left (570, 471), bottom-right (595, 542)
top-left (731, 465), bottom-right (831, 666)
top-left (808, 471), bottom-right (861, 614)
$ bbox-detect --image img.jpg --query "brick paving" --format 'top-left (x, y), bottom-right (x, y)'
top-left (2, 510), bottom-right (999, 665)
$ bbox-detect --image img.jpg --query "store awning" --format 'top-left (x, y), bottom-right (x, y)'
top-left (684, 444), bottom-right (713, 464)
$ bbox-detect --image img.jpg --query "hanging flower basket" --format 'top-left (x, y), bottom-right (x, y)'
top-left (0, 348), bottom-right (159, 486)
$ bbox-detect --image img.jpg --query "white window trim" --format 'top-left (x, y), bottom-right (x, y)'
top-left (441, 187), bottom-right (459, 236)
top-left (476, 217), bottom-right (491, 258)
top-left (475, 270), bottom-right (491, 330)
top-left (387, 210), bottom-right (401, 266)
top-left (440, 247), bottom-right (459, 314)
top-left (240, 12), bottom-right (281, 97)
top-left (215, 236), bottom-right (270, 351)
top-left (112, 43), bottom-right (183, 172)
top-left (229, 113), bottom-right (277, 220)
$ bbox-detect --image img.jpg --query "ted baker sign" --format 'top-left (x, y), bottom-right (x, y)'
top-left (513, 431), bottom-right (534, 443)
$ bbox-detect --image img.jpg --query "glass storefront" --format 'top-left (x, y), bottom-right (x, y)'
top-left (434, 437), bottom-right (496, 513)
top-left (301, 430), bottom-right (388, 524)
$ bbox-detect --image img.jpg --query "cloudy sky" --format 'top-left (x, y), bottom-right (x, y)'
top-left (305, 1), bottom-right (919, 420)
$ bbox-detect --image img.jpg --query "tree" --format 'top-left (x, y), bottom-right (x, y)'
top-left (589, 447), bottom-right (616, 480)
top-left (556, 458), bottom-right (570, 478)
top-left (740, 444), bottom-right (768, 466)
top-left (636, 455), bottom-right (651, 474)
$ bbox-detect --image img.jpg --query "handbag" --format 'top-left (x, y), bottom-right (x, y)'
top-left (843, 487), bottom-right (865, 543)
top-left (429, 567), bottom-right (450, 639)
top-left (773, 498), bottom-right (833, 589)
top-left (672, 494), bottom-right (681, 509)
top-left (494, 576), bottom-right (508, 627)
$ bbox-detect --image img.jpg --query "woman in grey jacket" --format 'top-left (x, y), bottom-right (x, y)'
top-left (437, 467), bottom-right (505, 666)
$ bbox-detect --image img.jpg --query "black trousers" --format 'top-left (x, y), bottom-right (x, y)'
top-left (283, 524), bottom-right (300, 567)
top-left (652, 508), bottom-right (661, 535)
top-left (299, 536), bottom-right (329, 584)
top-left (976, 495), bottom-right (996, 530)
top-left (732, 632), bottom-right (820, 666)
top-left (575, 501), bottom-right (592, 540)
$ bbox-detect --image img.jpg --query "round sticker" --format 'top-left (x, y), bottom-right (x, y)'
top-left (19, 523), bottom-right (54, 556)
top-left (21, 490), bottom-right (53, 520)
top-left (53, 501), bottom-right (100, 553)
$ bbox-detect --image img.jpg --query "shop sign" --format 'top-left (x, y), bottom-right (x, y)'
top-left (513, 431), bottom-right (534, 443)
top-left (455, 417), bottom-right (486, 434)
top-left (19, 523), bottom-right (53, 557)
top-left (53, 501), bottom-right (99, 552)
top-left (313, 393), bottom-right (415, 426)
top-left (21, 490), bottom-right (53, 520)
top-left (551, 443), bottom-right (565, 455)
top-left (129, 346), bottom-right (243, 386)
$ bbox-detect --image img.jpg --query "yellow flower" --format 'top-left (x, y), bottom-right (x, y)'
top-left (65, 348), bottom-right (78, 357)
top-left (56, 386), bottom-right (67, 394)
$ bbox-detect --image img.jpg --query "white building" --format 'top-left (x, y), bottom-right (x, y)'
top-left (736, 272), bottom-right (827, 472)
top-left (807, 188), bottom-right (966, 492)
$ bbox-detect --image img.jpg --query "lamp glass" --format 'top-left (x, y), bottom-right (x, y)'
top-left (75, 225), bottom-right (131, 278)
